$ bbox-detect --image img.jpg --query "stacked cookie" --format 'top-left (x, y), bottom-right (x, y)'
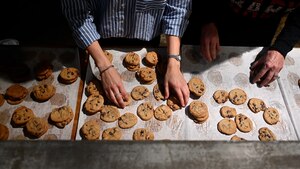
top-left (123, 52), bottom-right (140, 71)
top-left (5, 84), bottom-right (28, 105)
top-left (188, 101), bottom-right (209, 124)
top-left (49, 106), bottom-right (74, 128)
top-left (136, 67), bottom-right (156, 84)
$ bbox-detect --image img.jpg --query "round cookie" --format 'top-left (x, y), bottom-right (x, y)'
top-left (102, 127), bottom-right (122, 140)
top-left (167, 96), bottom-right (181, 111)
top-left (144, 51), bottom-right (158, 67)
top-left (84, 94), bottom-right (104, 115)
top-left (0, 124), bottom-right (9, 140)
top-left (59, 67), bottom-right (79, 84)
top-left (34, 62), bottom-right (53, 80)
top-left (133, 128), bottom-right (154, 140)
top-left (80, 120), bottom-right (100, 140)
top-left (32, 84), bottom-right (56, 102)
top-left (11, 106), bottom-right (35, 127)
top-left (104, 50), bottom-right (113, 63)
top-left (188, 77), bottom-right (205, 97)
top-left (131, 86), bottom-right (150, 101)
top-left (5, 84), bottom-right (28, 105)
top-left (217, 118), bottom-right (237, 135)
top-left (220, 106), bottom-right (237, 118)
top-left (86, 78), bottom-right (104, 96)
top-left (25, 117), bottom-right (48, 138)
top-left (123, 52), bottom-right (140, 71)
top-left (235, 114), bottom-right (253, 133)
top-left (263, 107), bottom-right (280, 125)
top-left (136, 67), bottom-right (156, 84)
top-left (248, 98), bottom-right (266, 113)
top-left (213, 90), bottom-right (228, 104)
top-left (100, 105), bottom-right (120, 122)
top-left (228, 88), bottom-right (247, 105)
top-left (189, 101), bottom-right (209, 123)
top-left (137, 102), bottom-right (154, 121)
top-left (153, 83), bottom-right (164, 101)
top-left (50, 106), bottom-right (74, 128)
top-left (118, 112), bottom-right (137, 129)
top-left (230, 135), bottom-right (246, 141)
top-left (154, 105), bottom-right (172, 121)
top-left (0, 94), bottom-right (5, 106)
top-left (258, 127), bottom-right (276, 141)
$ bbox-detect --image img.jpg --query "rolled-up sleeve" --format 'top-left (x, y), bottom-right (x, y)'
top-left (161, 0), bottom-right (192, 37)
top-left (61, 0), bottom-right (100, 49)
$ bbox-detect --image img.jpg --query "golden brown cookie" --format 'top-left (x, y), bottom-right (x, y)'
top-left (188, 77), bottom-right (205, 97)
top-left (34, 62), bottom-right (53, 80)
top-left (228, 88), bottom-right (247, 105)
top-left (217, 118), bottom-right (237, 135)
top-left (118, 112), bottom-right (138, 129)
top-left (133, 128), bottom-right (154, 140)
top-left (104, 50), bottom-right (113, 63)
top-left (86, 78), bottom-right (104, 96)
top-left (123, 52), bottom-right (140, 71)
top-left (137, 102), bottom-right (154, 121)
top-left (59, 67), bottom-right (79, 84)
top-left (230, 135), bottom-right (246, 141)
top-left (5, 84), bottom-right (28, 105)
top-left (11, 106), bottom-right (35, 127)
top-left (50, 106), bottom-right (74, 128)
top-left (247, 98), bottom-right (266, 113)
top-left (189, 101), bottom-right (209, 124)
top-left (213, 90), bottom-right (229, 104)
top-left (144, 51), bottom-right (158, 67)
top-left (235, 114), bottom-right (253, 133)
top-left (100, 105), bottom-right (120, 122)
top-left (25, 117), bottom-right (48, 138)
top-left (84, 94), bottom-right (104, 115)
top-left (136, 67), bottom-right (156, 84)
top-left (131, 86), bottom-right (150, 101)
top-left (258, 127), bottom-right (276, 141)
top-left (220, 106), bottom-right (237, 118)
top-left (0, 123), bottom-right (9, 140)
top-left (0, 94), bottom-right (5, 106)
top-left (80, 120), bottom-right (100, 140)
top-left (154, 105), bottom-right (172, 121)
top-left (32, 84), bottom-right (56, 102)
top-left (153, 83), bottom-right (164, 101)
top-left (102, 127), bottom-right (122, 140)
top-left (167, 96), bottom-right (181, 111)
top-left (263, 107), bottom-right (280, 125)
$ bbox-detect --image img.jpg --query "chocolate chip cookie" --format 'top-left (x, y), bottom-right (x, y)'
top-left (217, 118), bottom-right (237, 135)
top-left (25, 117), bottom-right (48, 138)
top-left (136, 67), bottom-right (156, 84)
top-left (100, 105), bottom-right (120, 122)
top-left (228, 88), bottom-right (247, 105)
top-left (220, 106), bottom-right (237, 118)
top-left (263, 107), bottom-right (280, 125)
top-left (32, 84), bottom-right (56, 102)
top-left (11, 106), bottom-right (35, 127)
top-left (50, 105), bottom-right (74, 128)
top-left (235, 114), bottom-right (253, 133)
top-left (137, 102), bottom-right (154, 121)
top-left (188, 77), bottom-right (205, 97)
top-left (133, 128), bottom-right (154, 140)
top-left (213, 90), bottom-right (228, 104)
top-left (80, 119), bottom-right (100, 140)
top-left (248, 98), bottom-right (266, 113)
top-left (189, 101), bottom-right (209, 124)
top-left (59, 67), bottom-right (79, 84)
top-left (84, 94), bottom-right (104, 115)
top-left (118, 112), bottom-right (138, 129)
top-left (258, 127), bottom-right (276, 141)
top-left (154, 105), bottom-right (172, 121)
top-left (5, 84), bottom-right (28, 105)
top-left (102, 127), bottom-right (122, 140)
top-left (131, 86), bottom-right (150, 101)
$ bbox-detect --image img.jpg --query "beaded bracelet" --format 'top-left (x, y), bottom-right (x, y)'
top-left (100, 65), bottom-right (114, 75)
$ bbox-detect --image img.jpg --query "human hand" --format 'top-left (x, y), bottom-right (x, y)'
top-left (250, 50), bottom-right (285, 87)
top-left (200, 23), bottom-right (220, 62)
top-left (164, 59), bottom-right (190, 107)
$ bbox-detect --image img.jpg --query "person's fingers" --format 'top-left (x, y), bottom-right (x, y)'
top-left (118, 84), bottom-right (128, 101)
top-left (210, 42), bottom-right (217, 61)
top-left (250, 60), bottom-right (260, 70)
top-left (111, 86), bottom-right (125, 108)
top-left (173, 88), bottom-right (185, 107)
top-left (258, 70), bottom-right (274, 87)
top-left (201, 42), bottom-right (212, 62)
top-left (251, 64), bottom-right (269, 84)
top-left (107, 89), bottom-right (119, 107)
top-left (164, 82), bottom-right (169, 100)
top-left (182, 86), bottom-right (190, 106)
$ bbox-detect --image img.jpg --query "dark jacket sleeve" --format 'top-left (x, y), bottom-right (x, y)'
top-left (270, 7), bottom-right (300, 57)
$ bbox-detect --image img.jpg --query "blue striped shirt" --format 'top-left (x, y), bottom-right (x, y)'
top-left (61, 0), bottom-right (192, 49)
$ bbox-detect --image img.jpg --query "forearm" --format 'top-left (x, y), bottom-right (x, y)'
top-left (86, 41), bottom-right (111, 70)
top-left (166, 35), bottom-right (181, 67)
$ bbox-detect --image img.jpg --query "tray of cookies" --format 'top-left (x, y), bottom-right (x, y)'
top-left (0, 47), bottom-right (81, 140)
top-left (75, 46), bottom-right (298, 141)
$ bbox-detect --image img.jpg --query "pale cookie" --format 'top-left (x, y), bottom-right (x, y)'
top-left (102, 127), bottom-right (122, 140)
top-left (137, 102), bottom-right (154, 121)
top-left (217, 118), bottom-right (237, 135)
top-left (220, 106), bottom-right (237, 118)
top-left (84, 94), bottom-right (104, 115)
top-left (80, 120), bottom-right (100, 140)
top-left (154, 105), bottom-right (172, 121)
top-left (230, 135), bottom-right (246, 141)
top-left (86, 78), bottom-right (104, 96)
top-left (213, 90), bottom-right (229, 104)
top-left (167, 96), bottom-right (181, 111)
top-left (263, 107), bottom-right (280, 125)
top-left (188, 77), bottom-right (205, 97)
top-left (133, 128), bottom-right (154, 140)
top-left (189, 101), bottom-right (209, 123)
top-left (100, 105), bottom-right (120, 122)
top-left (131, 86), bottom-right (150, 101)
top-left (32, 84), bottom-right (56, 102)
top-left (104, 50), bottom-right (113, 63)
top-left (50, 106), bottom-right (74, 128)
top-left (59, 67), bottom-right (79, 84)
top-left (5, 84), bottom-right (28, 105)
top-left (235, 114), bottom-right (253, 133)
top-left (144, 51), bottom-right (158, 67)
top-left (118, 112), bottom-right (138, 129)
top-left (136, 67), bottom-right (156, 84)
top-left (0, 94), bottom-right (5, 106)
top-left (0, 123), bottom-right (9, 140)
top-left (258, 127), bottom-right (276, 141)
top-left (123, 52), bottom-right (140, 71)
top-left (228, 88), bottom-right (247, 105)
top-left (153, 83), bottom-right (164, 101)
top-left (25, 117), bottom-right (48, 138)
top-left (11, 106), bottom-right (35, 127)
top-left (248, 98), bottom-right (266, 113)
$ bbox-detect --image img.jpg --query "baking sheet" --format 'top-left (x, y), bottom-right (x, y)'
top-left (76, 46), bottom-right (298, 140)
top-left (0, 47), bottom-right (81, 140)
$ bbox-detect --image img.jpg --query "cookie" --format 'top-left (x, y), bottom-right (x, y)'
top-left (144, 51), bottom-right (158, 67)
top-left (136, 67), bottom-right (156, 84)
top-left (11, 106), bottom-right (35, 127)
top-left (213, 90), bottom-right (228, 104)
top-left (131, 86), bottom-right (150, 101)
top-left (34, 62), bottom-right (53, 80)
top-left (235, 114), bottom-right (253, 133)
top-left (86, 78), bottom-right (104, 96)
top-left (137, 102), bottom-right (154, 121)
top-left (25, 117), bottom-right (48, 138)
top-left (217, 118), bottom-right (237, 135)
top-left (258, 127), bottom-right (276, 141)
top-left (32, 84), bottom-right (56, 102)
top-left (228, 88), bottom-right (247, 105)
top-left (118, 112), bottom-right (138, 129)
top-left (59, 67), bottom-right (79, 84)
top-left (154, 105), bottom-right (172, 121)
top-left (100, 105), bottom-right (120, 122)
top-left (80, 120), bottom-right (100, 140)
top-left (0, 94), bottom-right (5, 106)
top-left (104, 50), bottom-right (113, 63)
top-left (102, 127), bottom-right (122, 140)
top-left (153, 83), bottom-right (164, 101)
top-left (84, 94), bottom-right (104, 115)
top-left (0, 123), bottom-right (9, 140)
top-left (123, 52), bottom-right (140, 71)
top-left (230, 135), bottom-right (246, 141)
top-left (248, 98), bottom-right (266, 113)
top-left (167, 96), bottom-right (181, 111)
top-left (188, 77), bottom-right (205, 97)
top-left (189, 101), bottom-right (209, 124)
top-left (133, 128), bottom-right (154, 140)
top-left (50, 106), bottom-right (74, 128)
top-left (5, 84), bottom-right (28, 105)
top-left (263, 107), bottom-right (280, 125)
top-left (220, 106), bottom-right (237, 118)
